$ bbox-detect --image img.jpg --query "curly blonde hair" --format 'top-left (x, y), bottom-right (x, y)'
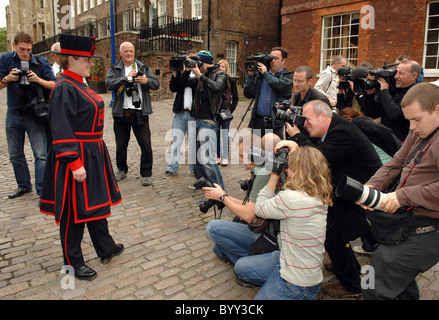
top-left (283, 147), bottom-right (333, 206)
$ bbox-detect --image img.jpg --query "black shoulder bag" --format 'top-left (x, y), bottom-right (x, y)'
top-left (29, 57), bottom-right (50, 123)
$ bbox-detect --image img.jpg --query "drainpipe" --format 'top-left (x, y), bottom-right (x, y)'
top-left (278, 0), bottom-right (282, 46)
top-left (207, 0), bottom-right (211, 51)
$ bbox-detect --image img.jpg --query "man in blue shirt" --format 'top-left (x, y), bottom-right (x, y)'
top-left (0, 32), bottom-right (55, 199)
top-left (244, 47), bottom-right (294, 139)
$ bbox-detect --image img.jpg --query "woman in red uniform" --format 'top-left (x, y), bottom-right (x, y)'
top-left (40, 34), bottom-right (123, 280)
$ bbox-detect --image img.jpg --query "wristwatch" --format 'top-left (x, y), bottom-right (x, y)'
top-left (2, 76), bottom-right (9, 84)
top-left (219, 193), bottom-right (228, 202)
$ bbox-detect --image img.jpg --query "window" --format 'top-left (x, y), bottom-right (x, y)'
top-left (123, 11), bottom-right (130, 31)
top-left (192, 0), bottom-right (202, 19)
top-left (158, 0), bottom-right (167, 26)
top-left (321, 12), bottom-right (359, 71)
top-left (77, 0), bottom-right (82, 14)
top-left (424, 1), bottom-right (439, 76)
top-left (84, 0), bottom-right (88, 11)
top-left (174, 0), bottom-right (183, 19)
top-left (90, 0), bottom-right (95, 9)
top-left (226, 42), bottom-right (237, 77)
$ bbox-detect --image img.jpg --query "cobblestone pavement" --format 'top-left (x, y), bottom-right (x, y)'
top-left (0, 88), bottom-right (438, 301)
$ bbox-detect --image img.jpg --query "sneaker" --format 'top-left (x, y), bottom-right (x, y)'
top-left (352, 245), bottom-right (372, 255)
top-left (141, 176), bottom-right (152, 186)
top-left (188, 183), bottom-right (196, 190)
top-left (115, 170), bottom-right (127, 182)
top-left (163, 171), bottom-right (174, 179)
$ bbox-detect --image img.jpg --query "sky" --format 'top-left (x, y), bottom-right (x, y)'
top-left (0, 0), bottom-right (8, 28)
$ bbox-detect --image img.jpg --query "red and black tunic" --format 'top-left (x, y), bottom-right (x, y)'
top-left (40, 70), bottom-right (122, 224)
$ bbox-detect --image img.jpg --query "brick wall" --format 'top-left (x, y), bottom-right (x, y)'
top-left (281, 0), bottom-right (432, 82)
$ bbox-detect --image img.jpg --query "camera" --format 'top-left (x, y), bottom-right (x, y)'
top-left (184, 56), bottom-right (203, 69)
top-left (238, 179), bottom-right (253, 192)
top-left (351, 63), bottom-right (399, 95)
top-left (125, 71), bottom-right (144, 109)
top-left (337, 66), bottom-right (352, 90)
top-left (245, 52), bottom-right (273, 72)
top-left (272, 101), bottom-right (306, 127)
top-left (195, 177), bottom-right (226, 213)
top-left (15, 61), bottom-right (31, 87)
top-left (249, 146), bottom-right (289, 174)
top-left (170, 51), bottom-right (188, 71)
top-left (218, 108), bottom-right (233, 122)
top-left (335, 175), bottom-right (387, 210)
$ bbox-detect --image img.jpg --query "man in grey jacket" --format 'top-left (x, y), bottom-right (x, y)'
top-left (106, 42), bottom-right (160, 186)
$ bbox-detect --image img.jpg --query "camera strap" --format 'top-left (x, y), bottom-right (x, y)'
top-left (400, 127), bottom-right (439, 188)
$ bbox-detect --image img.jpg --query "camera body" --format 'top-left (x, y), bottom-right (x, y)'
top-left (195, 177), bottom-right (226, 213)
top-left (352, 63), bottom-right (398, 95)
top-left (218, 108), bottom-right (233, 122)
top-left (245, 52), bottom-right (273, 72)
top-left (249, 146), bottom-right (289, 174)
top-left (15, 60), bottom-right (31, 87)
top-left (337, 66), bottom-right (352, 90)
top-left (170, 52), bottom-right (203, 71)
top-left (125, 71), bottom-right (144, 109)
top-left (272, 100), bottom-right (306, 127)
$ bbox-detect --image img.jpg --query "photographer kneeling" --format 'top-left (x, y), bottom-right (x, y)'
top-left (355, 82), bottom-right (439, 300)
top-left (206, 141), bottom-right (333, 300)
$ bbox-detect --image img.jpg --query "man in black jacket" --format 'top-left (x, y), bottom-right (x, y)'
top-left (292, 66), bottom-right (331, 108)
top-left (363, 60), bottom-right (421, 141)
top-left (187, 50), bottom-right (227, 189)
top-left (244, 47), bottom-right (294, 139)
top-left (284, 100), bottom-right (382, 298)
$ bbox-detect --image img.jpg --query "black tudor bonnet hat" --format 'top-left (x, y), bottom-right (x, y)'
top-left (52, 33), bottom-right (102, 58)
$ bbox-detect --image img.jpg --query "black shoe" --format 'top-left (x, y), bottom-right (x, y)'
top-left (8, 188), bottom-right (32, 199)
top-left (100, 243), bottom-right (124, 265)
top-left (74, 265), bottom-right (97, 281)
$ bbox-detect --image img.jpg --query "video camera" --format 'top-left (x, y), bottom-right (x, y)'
top-left (14, 60), bottom-right (31, 87)
top-left (125, 71), bottom-right (144, 108)
top-left (272, 100), bottom-right (306, 127)
top-left (195, 177), bottom-right (226, 213)
top-left (169, 51), bottom-right (203, 71)
top-left (350, 62), bottom-right (399, 95)
top-left (245, 52), bottom-right (273, 72)
top-left (249, 146), bottom-right (290, 174)
top-left (337, 66), bottom-right (352, 90)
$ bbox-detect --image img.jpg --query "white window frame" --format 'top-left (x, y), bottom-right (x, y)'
top-left (423, 1), bottom-right (439, 77)
top-left (320, 12), bottom-right (359, 72)
top-left (174, 0), bottom-right (183, 20)
top-left (84, 0), bottom-right (89, 12)
top-left (158, 0), bottom-right (167, 26)
top-left (192, 0), bottom-right (202, 19)
top-left (77, 0), bottom-right (82, 14)
top-left (226, 41), bottom-right (237, 77)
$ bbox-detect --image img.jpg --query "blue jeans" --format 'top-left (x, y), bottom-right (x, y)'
top-left (167, 112), bottom-right (196, 174)
top-left (206, 219), bottom-right (320, 300)
top-left (193, 120), bottom-right (224, 189)
top-left (216, 120), bottom-right (231, 161)
top-left (6, 110), bottom-right (47, 196)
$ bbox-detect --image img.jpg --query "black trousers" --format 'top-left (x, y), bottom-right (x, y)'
top-left (59, 192), bottom-right (116, 268)
top-left (113, 113), bottom-right (153, 178)
top-left (363, 230), bottom-right (439, 300)
top-left (325, 211), bottom-right (362, 293)
top-left (251, 117), bottom-right (285, 140)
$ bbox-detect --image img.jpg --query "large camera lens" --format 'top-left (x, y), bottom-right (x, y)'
top-left (335, 176), bottom-right (387, 210)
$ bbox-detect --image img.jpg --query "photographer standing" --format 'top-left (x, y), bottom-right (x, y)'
top-left (314, 56), bottom-right (347, 108)
top-left (364, 60), bottom-right (421, 141)
top-left (187, 50), bottom-right (227, 189)
top-left (163, 50), bottom-right (198, 179)
top-left (0, 32), bottom-right (55, 200)
top-left (106, 42), bottom-right (160, 186)
top-left (244, 47), bottom-right (294, 139)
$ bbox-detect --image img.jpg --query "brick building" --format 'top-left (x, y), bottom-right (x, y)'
top-left (281, 0), bottom-right (439, 82)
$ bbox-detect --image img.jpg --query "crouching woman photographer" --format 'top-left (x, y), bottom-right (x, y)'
top-left (239, 145), bottom-right (333, 300)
